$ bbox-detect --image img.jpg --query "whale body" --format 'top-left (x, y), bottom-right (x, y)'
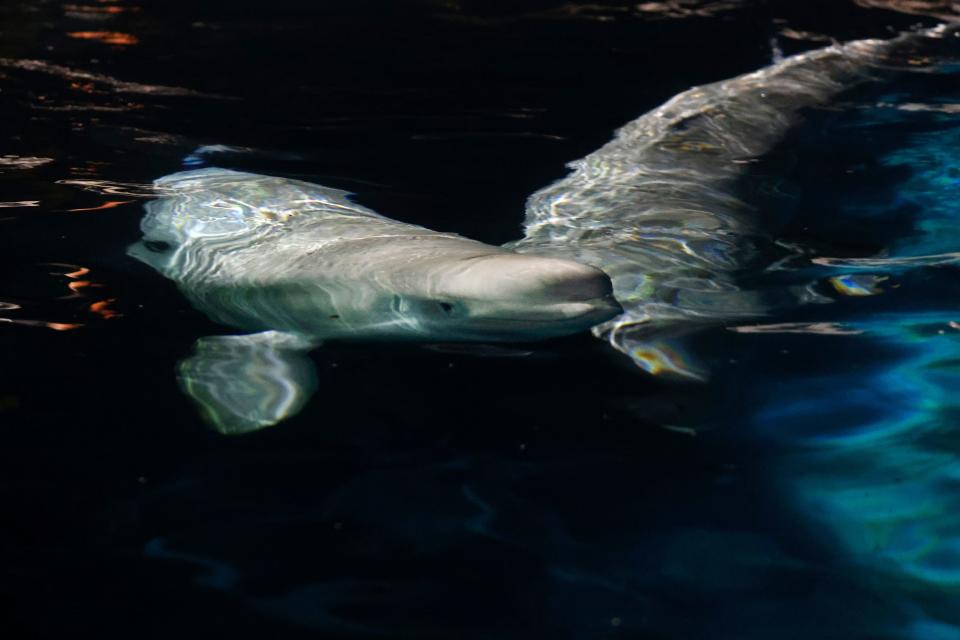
top-left (131, 24), bottom-right (957, 432)
top-left (129, 169), bottom-right (620, 432)
top-left (130, 168), bottom-right (620, 343)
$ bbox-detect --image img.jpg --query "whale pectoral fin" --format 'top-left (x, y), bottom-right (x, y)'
top-left (177, 331), bottom-right (319, 435)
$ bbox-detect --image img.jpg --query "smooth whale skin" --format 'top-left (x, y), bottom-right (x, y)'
top-left (129, 168), bottom-right (620, 432)
top-left (130, 168), bottom-right (620, 342)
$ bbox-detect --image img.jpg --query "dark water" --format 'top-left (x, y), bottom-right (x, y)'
top-left (2, 1), bottom-right (960, 638)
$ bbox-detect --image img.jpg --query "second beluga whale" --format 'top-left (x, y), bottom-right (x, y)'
top-left (130, 24), bottom-right (959, 433)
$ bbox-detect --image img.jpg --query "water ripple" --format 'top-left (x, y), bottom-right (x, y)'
top-left (57, 179), bottom-right (162, 198)
top-left (0, 155), bottom-right (54, 170)
top-left (0, 58), bottom-right (231, 99)
top-left (0, 201), bottom-right (40, 208)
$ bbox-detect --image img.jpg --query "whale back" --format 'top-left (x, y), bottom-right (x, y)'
top-left (131, 168), bottom-right (408, 275)
top-left (507, 25), bottom-right (960, 370)
top-left (129, 167), bottom-right (495, 282)
top-left (509, 25), bottom-right (960, 354)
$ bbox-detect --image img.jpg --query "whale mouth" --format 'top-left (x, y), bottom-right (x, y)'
top-left (473, 295), bottom-right (623, 328)
top-left (547, 297), bottom-right (623, 321)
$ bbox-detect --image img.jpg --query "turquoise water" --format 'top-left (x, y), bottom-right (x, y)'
top-left (740, 89), bottom-right (960, 633)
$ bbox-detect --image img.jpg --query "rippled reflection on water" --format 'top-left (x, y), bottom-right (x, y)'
top-left (3, 1), bottom-right (960, 639)
top-left (740, 90), bottom-right (960, 631)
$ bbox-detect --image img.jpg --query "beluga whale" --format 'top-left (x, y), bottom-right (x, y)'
top-left (130, 23), bottom-right (959, 433)
top-left (129, 169), bottom-right (622, 432)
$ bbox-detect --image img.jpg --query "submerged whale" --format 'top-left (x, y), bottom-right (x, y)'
top-left (129, 169), bottom-right (621, 432)
top-left (130, 169), bottom-right (620, 343)
top-left (130, 24), bottom-right (958, 433)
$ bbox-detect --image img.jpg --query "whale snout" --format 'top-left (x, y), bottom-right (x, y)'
top-left (540, 262), bottom-right (616, 304)
top-left (439, 253), bottom-right (622, 339)
top-left (543, 298), bottom-right (622, 322)
top-left (519, 260), bottom-right (622, 323)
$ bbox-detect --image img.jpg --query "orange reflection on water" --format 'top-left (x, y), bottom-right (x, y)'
top-left (46, 322), bottom-right (84, 331)
top-left (67, 200), bottom-right (132, 212)
top-left (67, 31), bottom-right (139, 46)
top-left (0, 317), bottom-right (84, 331)
top-left (69, 81), bottom-right (97, 93)
top-left (2, 263), bottom-right (120, 331)
top-left (63, 4), bottom-right (129, 14)
top-left (57, 264), bottom-right (121, 319)
top-left (90, 298), bottom-right (121, 319)
top-left (68, 280), bottom-right (103, 293)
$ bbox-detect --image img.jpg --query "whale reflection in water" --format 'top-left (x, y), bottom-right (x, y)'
top-left (131, 25), bottom-right (958, 433)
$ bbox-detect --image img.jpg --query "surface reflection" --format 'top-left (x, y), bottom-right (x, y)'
top-left (67, 31), bottom-right (139, 45)
top-left (0, 156), bottom-right (54, 170)
top-left (62, 3), bottom-right (133, 16)
top-left (0, 200), bottom-right (40, 208)
top-left (829, 273), bottom-right (887, 296)
top-left (66, 200), bottom-right (133, 212)
top-left (0, 263), bottom-right (122, 330)
top-left (751, 312), bottom-right (960, 635)
top-left (855, 0), bottom-right (960, 20)
top-left (732, 59), bottom-right (960, 634)
top-left (0, 58), bottom-right (223, 97)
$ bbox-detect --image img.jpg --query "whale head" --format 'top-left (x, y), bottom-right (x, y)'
top-left (396, 253), bottom-right (622, 341)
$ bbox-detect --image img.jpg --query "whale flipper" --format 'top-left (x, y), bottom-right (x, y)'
top-left (177, 330), bottom-right (319, 435)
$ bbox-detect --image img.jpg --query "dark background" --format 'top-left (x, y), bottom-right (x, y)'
top-left (0, 1), bottom-right (955, 638)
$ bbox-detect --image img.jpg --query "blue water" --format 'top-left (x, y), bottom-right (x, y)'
top-left (2, 1), bottom-right (960, 638)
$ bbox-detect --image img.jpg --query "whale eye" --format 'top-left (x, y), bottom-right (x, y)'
top-left (436, 301), bottom-right (466, 318)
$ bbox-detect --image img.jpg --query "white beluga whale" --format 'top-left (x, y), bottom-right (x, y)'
top-left (130, 169), bottom-right (620, 342)
top-left (130, 24), bottom-right (958, 433)
top-left (129, 169), bottom-right (621, 432)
